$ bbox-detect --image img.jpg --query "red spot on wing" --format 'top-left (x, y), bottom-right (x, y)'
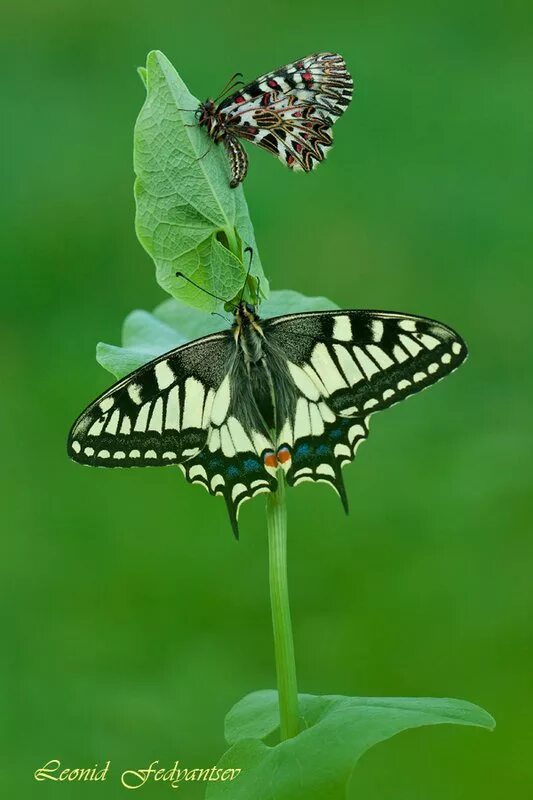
top-left (264, 452), bottom-right (277, 469)
top-left (277, 447), bottom-right (292, 465)
top-left (302, 71), bottom-right (313, 82)
top-left (268, 79), bottom-right (279, 89)
top-left (286, 154), bottom-right (295, 166)
top-left (235, 95), bottom-right (245, 104)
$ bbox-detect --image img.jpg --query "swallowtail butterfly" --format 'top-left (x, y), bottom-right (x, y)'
top-left (197, 52), bottom-right (353, 186)
top-left (68, 303), bottom-right (467, 537)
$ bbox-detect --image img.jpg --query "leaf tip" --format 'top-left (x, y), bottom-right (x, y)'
top-left (137, 66), bottom-right (147, 88)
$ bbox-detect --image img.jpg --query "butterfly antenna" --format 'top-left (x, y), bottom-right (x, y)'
top-left (214, 72), bottom-right (244, 103)
top-left (211, 311), bottom-right (231, 324)
top-left (239, 247), bottom-right (254, 303)
top-left (175, 272), bottom-right (226, 303)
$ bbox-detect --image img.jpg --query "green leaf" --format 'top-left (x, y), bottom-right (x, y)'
top-left (96, 290), bottom-right (339, 379)
top-left (134, 50), bottom-right (267, 311)
top-left (206, 691), bottom-right (494, 800)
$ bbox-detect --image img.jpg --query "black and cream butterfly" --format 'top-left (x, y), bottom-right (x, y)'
top-left (68, 301), bottom-right (467, 537)
top-left (197, 52), bottom-right (353, 186)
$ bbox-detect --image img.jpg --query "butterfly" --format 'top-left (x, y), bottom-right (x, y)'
top-left (196, 52), bottom-right (353, 187)
top-left (68, 298), bottom-right (467, 538)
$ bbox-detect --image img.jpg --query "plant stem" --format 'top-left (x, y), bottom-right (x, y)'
top-left (266, 474), bottom-right (300, 740)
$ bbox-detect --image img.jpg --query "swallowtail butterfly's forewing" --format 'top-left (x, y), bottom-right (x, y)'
top-left (68, 304), bottom-right (467, 537)
top-left (197, 52), bottom-right (353, 186)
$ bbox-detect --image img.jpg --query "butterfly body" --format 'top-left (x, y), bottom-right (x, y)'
top-left (68, 304), bottom-right (467, 537)
top-left (196, 52), bottom-right (353, 186)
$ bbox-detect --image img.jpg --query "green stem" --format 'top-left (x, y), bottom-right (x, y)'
top-left (266, 474), bottom-right (300, 740)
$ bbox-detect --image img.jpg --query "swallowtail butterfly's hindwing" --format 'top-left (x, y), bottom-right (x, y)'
top-left (264, 310), bottom-right (467, 506)
top-left (67, 331), bottom-right (278, 538)
top-left (217, 53), bottom-right (353, 180)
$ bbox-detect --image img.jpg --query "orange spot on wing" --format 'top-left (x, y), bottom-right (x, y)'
top-left (264, 453), bottom-right (277, 469)
top-left (277, 448), bottom-right (292, 465)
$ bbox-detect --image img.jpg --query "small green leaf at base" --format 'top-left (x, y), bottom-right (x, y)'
top-left (134, 50), bottom-right (267, 311)
top-left (205, 691), bottom-right (494, 800)
top-left (96, 290), bottom-right (339, 379)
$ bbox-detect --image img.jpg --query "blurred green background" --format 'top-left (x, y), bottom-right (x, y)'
top-left (2, 0), bottom-right (532, 796)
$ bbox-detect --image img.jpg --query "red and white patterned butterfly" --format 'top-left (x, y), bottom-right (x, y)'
top-left (196, 53), bottom-right (353, 187)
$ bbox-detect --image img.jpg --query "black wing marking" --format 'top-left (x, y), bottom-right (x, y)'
top-left (67, 332), bottom-right (278, 537)
top-left (265, 309), bottom-right (467, 503)
top-left (180, 418), bottom-right (278, 538)
top-left (68, 332), bottom-right (233, 467)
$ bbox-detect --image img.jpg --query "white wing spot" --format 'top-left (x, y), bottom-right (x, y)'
top-left (398, 379), bottom-right (411, 390)
top-left (221, 425), bottom-right (235, 457)
top-left (127, 383), bottom-right (143, 405)
top-left (348, 424), bottom-right (366, 444)
top-left (452, 342), bottom-right (462, 355)
top-left (418, 334), bottom-right (440, 350)
top-left (371, 319), bottom-right (384, 342)
top-left (333, 315), bottom-right (352, 341)
top-left (134, 403), bottom-right (151, 433)
top-left (228, 416), bottom-right (253, 452)
top-left (353, 346), bottom-right (380, 379)
top-left (210, 474), bottom-right (225, 493)
top-left (318, 402), bottom-right (336, 423)
top-left (145, 450), bottom-right (157, 459)
top-left (363, 398), bottom-right (379, 410)
top-left (72, 441), bottom-right (81, 454)
top-left (232, 483), bottom-right (247, 502)
top-left (84, 447), bottom-right (94, 456)
top-left (211, 375), bottom-right (231, 425)
top-left (339, 405), bottom-right (358, 416)
top-left (367, 344), bottom-right (394, 369)
top-left (208, 428), bottom-right (221, 453)
top-left (294, 398), bottom-right (311, 440)
top-left (383, 389), bottom-right (395, 400)
top-left (428, 362), bottom-right (439, 374)
top-left (105, 409), bottom-right (120, 435)
top-left (97, 450), bottom-right (110, 459)
top-left (182, 447), bottom-right (200, 458)
top-left (163, 451), bottom-right (177, 460)
top-left (311, 343), bottom-right (348, 393)
top-left (202, 388), bottom-right (215, 428)
top-left (148, 397), bottom-right (164, 433)
top-left (120, 416), bottom-right (131, 435)
top-left (182, 377), bottom-right (205, 429)
top-left (393, 345), bottom-right (409, 363)
top-left (317, 464), bottom-right (335, 478)
top-left (334, 443), bottom-right (351, 459)
top-left (165, 385), bottom-right (181, 430)
top-left (333, 344), bottom-right (364, 385)
top-left (88, 416), bottom-right (106, 436)
top-left (413, 372), bottom-right (426, 383)
top-left (129, 450), bottom-right (141, 458)
top-left (155, 360), bottom-right (175, 391)
top-left (288, 361), bottom-right (321, 400)
top-left (399, 334), bottom-right (422, 357)
top-left (310, 403), bottom-right (325, 436)
top-left (100, 397), bottom-right (114, 413)
top-left (399, 319), bottom-right (417, 332)
top-left (189, 464), bottom-right (207, 479)
top-left (113, 451), bottom-right (126, 460)
top-left (441, 353), bottom-right (452, 364)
